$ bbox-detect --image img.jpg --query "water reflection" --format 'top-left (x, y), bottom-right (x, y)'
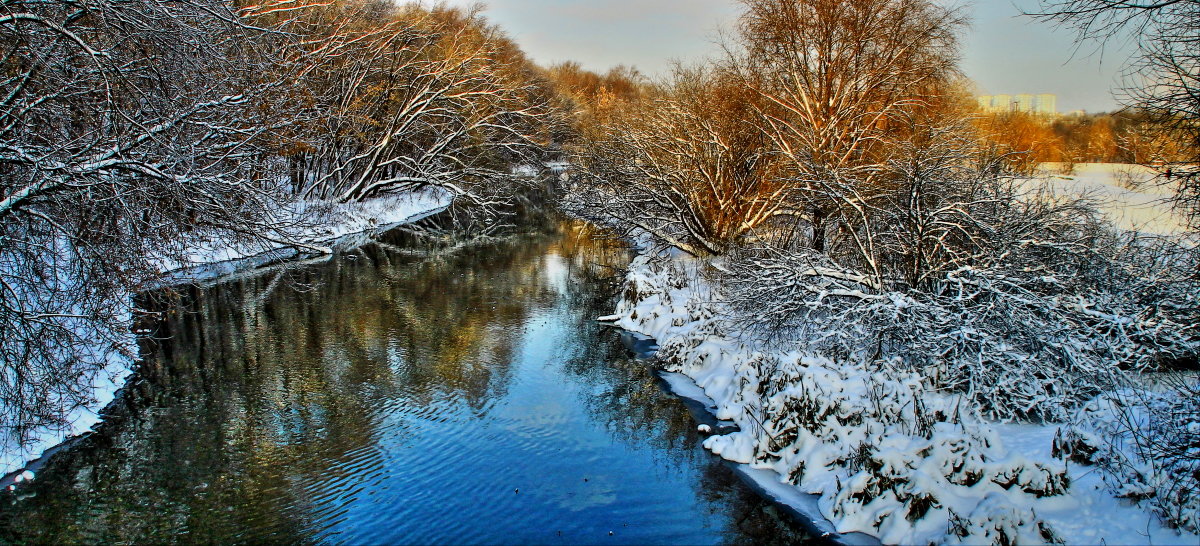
top-left (0, 221), bottom-right (809, 545)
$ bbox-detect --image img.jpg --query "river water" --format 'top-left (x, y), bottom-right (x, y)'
top-left (0, 221), bottom-right (808, 544)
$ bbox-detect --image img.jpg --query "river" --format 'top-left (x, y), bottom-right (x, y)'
top-left (0, 220), bottom-right (810, 545)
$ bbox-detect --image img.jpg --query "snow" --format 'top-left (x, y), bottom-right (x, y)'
top-left (991, 422), bottom-right (1196, 545)
top-left (1028, 163), bottom-right (1188, 234)
top-left (609, 252), bottom-right (1200, 545)
top-left (738, 466), bottom-right (880, 545)
top-left (160, 189), bottom-right (451, 284)
top-left (658, 371), bottom-right (719, 411)
top-left (1, 190), bottom-right (452, 477)
top-left (0, 321), bottom-right (133, 479)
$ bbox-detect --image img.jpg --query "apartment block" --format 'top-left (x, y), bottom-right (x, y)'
top-left (977, 93), bottom-right (1058, 115)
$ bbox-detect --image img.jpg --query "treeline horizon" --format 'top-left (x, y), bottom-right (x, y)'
top-left (548, 64), bottom-right (1188, 169)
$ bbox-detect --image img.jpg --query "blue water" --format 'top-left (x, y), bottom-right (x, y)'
top-left (0, 223), bottom-right (807, 544)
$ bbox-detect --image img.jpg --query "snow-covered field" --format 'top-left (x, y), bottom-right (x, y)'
top-left (1028, 163), bottom-right (1188, 234)
top-left (606, 252), bottom-right (1199, 545)
top-left (1, 190), bottom-right (452, 477)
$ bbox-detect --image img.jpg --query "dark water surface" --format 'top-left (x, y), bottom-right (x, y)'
top-left (0, 222), bottom-right (808, 545)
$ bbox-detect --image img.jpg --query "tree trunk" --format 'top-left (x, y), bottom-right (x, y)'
top-left (812, 206), bottom-right (828, 253)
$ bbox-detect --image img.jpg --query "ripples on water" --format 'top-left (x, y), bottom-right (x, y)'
top-left (0, 221), bottom-right (809, 545)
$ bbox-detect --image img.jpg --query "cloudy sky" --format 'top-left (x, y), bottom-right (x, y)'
top-left (442, 0), bottom-right (1136, 113)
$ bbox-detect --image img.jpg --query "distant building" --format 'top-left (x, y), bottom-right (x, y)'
top-left (1034, 94), bottom-right (1057, 115)
top-left (977, 94), bottom-right (1012, 112)
top-left (977, 93), bottom-right (1058, 115)
top-left (1014, 94), bottom-right (1035, 112)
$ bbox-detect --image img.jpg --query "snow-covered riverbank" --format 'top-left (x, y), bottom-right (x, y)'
top-left (607, 252), bottom-right (1199, 545)
top-left (157, 190), bottom-right (452, 285)
top-left (1, 191), bottom-right (452, 477)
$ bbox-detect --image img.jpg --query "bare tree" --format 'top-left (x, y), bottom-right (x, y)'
top-left (1033, 0), bottom-right (1200, 227)
top-left (568, 0), bottom-right (967, 261)
top-left (728, 0), bottom-right (967, 280)
top-left (0, 0), bottom-right (310, 446)
top-left (281, 2), bottom-right (561, 223)
top-left (569, 67), bottom-right (790, 256)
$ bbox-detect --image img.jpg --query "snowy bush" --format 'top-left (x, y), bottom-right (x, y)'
top-left (610, 254), bottom-right (1074, 544)
top-left (943, 494), bottom-right (1064, 545)
top-left (718, 352), bottom-right (1070, 544)
top-left (1056, 378), bottom-right (1200, 533)
top-left (721, 211), bottom-right (1200, 422)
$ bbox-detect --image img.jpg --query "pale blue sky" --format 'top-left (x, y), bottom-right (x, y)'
top-left (446, 0), bottom-right (1133, 113)
top-left (960, 0), bottom-right (1134, 113)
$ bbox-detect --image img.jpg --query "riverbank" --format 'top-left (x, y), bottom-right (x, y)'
top-left (0, 219), bottom-right (819, 544)
top-left (606, 251), bottom-right (1199, 545)
top-left (157, 190), bottom-right (452, 285)
top-left (1, 190), bottom-right (452, 476)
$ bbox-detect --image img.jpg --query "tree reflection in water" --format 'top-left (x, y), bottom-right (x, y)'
top-left (0, 220), bottom-right (809, 545)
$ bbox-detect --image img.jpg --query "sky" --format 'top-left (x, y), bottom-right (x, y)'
top-left (442, 0), bottom-right (1136, 113)
top-left (959, 0), bottom-right (1136, 113)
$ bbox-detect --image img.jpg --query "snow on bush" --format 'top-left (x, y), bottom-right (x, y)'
top-left (1056, 378), bottom-right (1200, 533)
top-left (720, 226), bottom-right (1199, 422)
top-left (610, 254), bottom-right (1075, 544)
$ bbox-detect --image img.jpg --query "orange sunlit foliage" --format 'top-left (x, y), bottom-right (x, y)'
top-left (573, 66), bottom-right (791, 255)
top-left (656, 69), bottom-right (787, 249)
top-left (975, 108), bottom-right (1187, 173)
top-left (569, 0), bottom-right (974, 260)
top-left (975, 111), bottom-right (1062, 173)
top-left (736, 0), bottom-right (965, 175)
top-left (732, 0), bottom-right (966, 272)
top-left (544, 62), bottom-right (647, 138)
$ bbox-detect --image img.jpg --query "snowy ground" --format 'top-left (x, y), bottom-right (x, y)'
top-left (606, 252), bottom-right (1200, 545)
top-left (1028, 163), bottom-right (1188, 234)
top-left (158, 189), bottom-right (451, 284)
top-left (1, 190), bottom-right (452, 477)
